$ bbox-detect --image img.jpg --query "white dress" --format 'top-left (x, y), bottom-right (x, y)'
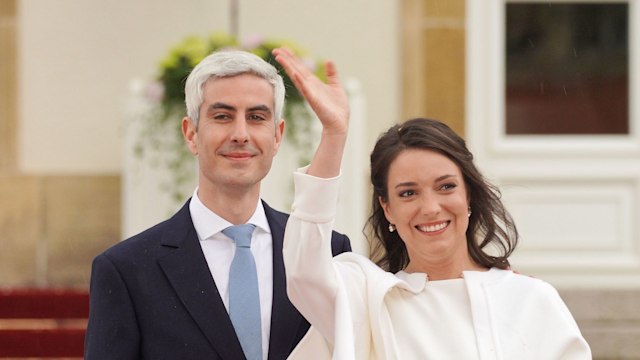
top-left (283, 169), bottom-right (592, 360)
top-left (389, 273), bottom-right (479, 359)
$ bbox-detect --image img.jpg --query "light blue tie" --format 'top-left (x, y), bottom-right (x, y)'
top-left (223, 224), bottom-right (262, 360)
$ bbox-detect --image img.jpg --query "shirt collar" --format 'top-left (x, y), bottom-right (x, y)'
top-left (189, 187), bottom-right (271, 241)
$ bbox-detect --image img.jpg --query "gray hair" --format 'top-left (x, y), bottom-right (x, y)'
top-left (184, 49), bottom-right (286, 126)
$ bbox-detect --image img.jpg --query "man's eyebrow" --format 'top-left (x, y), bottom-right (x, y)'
top-left (248, 104), bottom-right (272, 113)
top-left (206, 103), bottom-right (271, 114)
top-left (207, 102), bottom-right (235, 112)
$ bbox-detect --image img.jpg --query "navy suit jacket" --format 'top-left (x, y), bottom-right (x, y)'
top-left (84, 199), bottom-right (351, 359)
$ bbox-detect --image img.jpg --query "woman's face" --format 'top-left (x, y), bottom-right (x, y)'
top-left (380, 148), bottom-right (471, 271)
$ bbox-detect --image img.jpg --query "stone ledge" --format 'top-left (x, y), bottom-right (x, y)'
top-left (0, 175), bottom-right (40, 285)
top-left (560, 289), bottom-right (640, 321)
top-left (0, 174), bottom-right (120, 287)
top-left (560, 289), bottom-right (640, 359)
top-left (581, 324), bottom-right (640, 360)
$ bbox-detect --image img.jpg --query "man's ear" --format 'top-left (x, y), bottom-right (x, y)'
top-left (273, 119), bottom-right (285, 154)
top-left (182, 117), bottom-right (198, 155)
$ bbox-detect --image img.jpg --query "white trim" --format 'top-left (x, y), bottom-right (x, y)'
top-left (496, 0), bottom-right (639, 157)
top-left (466, 0), bottom-right (640, 288)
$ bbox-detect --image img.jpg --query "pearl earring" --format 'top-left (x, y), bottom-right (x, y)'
top-left (388, 224), bottom-right (396, 233)
top-left (468, 206), bottom-right (472, 217)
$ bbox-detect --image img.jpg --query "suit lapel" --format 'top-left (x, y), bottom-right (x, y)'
top-left (157, 201), bottom-right (245, 359)
top-left (264, 202), bottom-right (307, 360)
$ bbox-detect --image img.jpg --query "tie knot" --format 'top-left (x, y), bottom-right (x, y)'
top-left (222, 224), bottom-right (256, 248)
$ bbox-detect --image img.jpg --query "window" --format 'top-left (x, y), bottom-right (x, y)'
top-left (505, 3), bottom-right (628, 135)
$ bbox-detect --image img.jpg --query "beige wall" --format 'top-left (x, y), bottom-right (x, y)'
top-left (0, 175), bottom-right (120, 287)
top-left (402, 0), bottom-right (465, 135)
top-left (1, 0), bottom-right (121, 284)
top-left (17, 0), bottom-right (400, 173)
top-left (0, 0), bottom-right (16, 172)
top-left (18, 0), bottom-right (229, 173)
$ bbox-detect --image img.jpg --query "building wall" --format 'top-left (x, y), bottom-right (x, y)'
top-left (402, 0), bottom-right (466, 135)
top-left (0, 0), bottom-right (123, 288)
top-left (0, 0), bottom-right (17, 172)
top-left (1, 0), bottom-right (400, 287)
top-left (463, 1), bottom-right (640, 358)
top-left (407, 1), bottom-right (640, 358)
top-left (17, 0), bottom-right (399, 174)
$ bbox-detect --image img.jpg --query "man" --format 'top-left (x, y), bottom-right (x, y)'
top-left (84, 49), bottom-right (351, 359)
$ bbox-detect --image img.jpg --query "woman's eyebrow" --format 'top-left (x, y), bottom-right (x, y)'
top-left (435, 174), bottom-right (457, 182)
top-left (393, 174), bottom-right (457, 189)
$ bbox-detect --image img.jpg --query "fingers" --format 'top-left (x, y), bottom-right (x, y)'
top-left (273, 47), bottom-right (321, 101)
top-left (275, 48), bottom-right (324, 83)
top-left (324, 60), bottom-right (341, 86)
top-left (272, 47), bottom-right (348, 119)
top-left (274, 47), bottom-right (341, 91)
top-left (273, 47), bottom-right (310, 82)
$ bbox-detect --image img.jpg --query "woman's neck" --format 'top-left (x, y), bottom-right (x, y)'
top-left (404, 257), bottom-right (488, 281)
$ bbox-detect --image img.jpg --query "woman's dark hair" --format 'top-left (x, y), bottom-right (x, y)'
top-left (365, 118), bottom-right (518, 273)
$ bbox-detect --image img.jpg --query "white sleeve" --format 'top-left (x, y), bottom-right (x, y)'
top-left (283, 167), bottom-right (341, 344)
top-left (539, 284), bottom-right (592, 359)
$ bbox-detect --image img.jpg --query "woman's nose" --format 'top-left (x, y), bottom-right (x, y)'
top-left (420, 193), bottom-right (441, 216)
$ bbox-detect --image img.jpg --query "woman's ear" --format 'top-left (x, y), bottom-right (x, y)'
top-left (379, 196), bottom-right (393, 224)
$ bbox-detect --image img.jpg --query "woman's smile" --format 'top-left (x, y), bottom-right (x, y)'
top-left (416, 220), bottom-right (450, 234)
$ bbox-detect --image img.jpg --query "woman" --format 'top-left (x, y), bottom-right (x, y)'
top-left (273, 48), bottom-right (591, 359)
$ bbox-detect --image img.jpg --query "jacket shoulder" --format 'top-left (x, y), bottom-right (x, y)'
top-left (98, 200), bottom-right (192, 261)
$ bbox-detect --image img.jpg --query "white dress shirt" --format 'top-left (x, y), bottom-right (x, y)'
top-left (189, 188), bottom-right (273, 360)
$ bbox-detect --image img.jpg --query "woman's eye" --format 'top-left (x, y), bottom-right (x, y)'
top-left (440, 183), bottom-right (457, 191)
top-left (399, 190), bottom-right (415, 197)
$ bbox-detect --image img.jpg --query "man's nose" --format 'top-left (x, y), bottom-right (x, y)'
top-left (230, 118), bottom-right (249, 143)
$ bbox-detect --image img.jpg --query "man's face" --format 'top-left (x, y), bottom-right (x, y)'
top-left (183, 74), bottom-right (284, 196)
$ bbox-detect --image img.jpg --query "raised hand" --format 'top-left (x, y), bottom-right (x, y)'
top-left (272, 47), bottom-right (349, 137)
top-left (272, 47), bottom-right (349, 178)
